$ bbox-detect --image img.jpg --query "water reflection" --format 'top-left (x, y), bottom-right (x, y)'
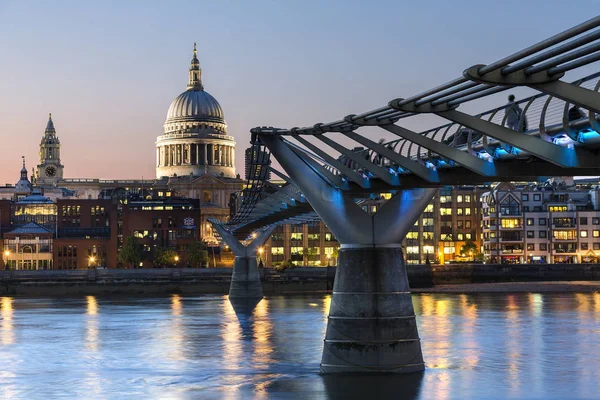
top-left (1, 297), bottom-right (14, 345)
top-left (85, 296), bottom-right (98, 352)
top-left (0, 293), bottom-right (599, 399)
top-left (220, 298), bottom-right (245, 393)
top-left (84, 296), bottom-right (103, 398)
top-left (168, 294), bottom-right (185, 362)
top-left (322, 372), bottom-right (424, 399)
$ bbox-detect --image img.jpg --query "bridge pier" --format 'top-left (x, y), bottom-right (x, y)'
top-left (321, 246), bottom-right (424, 373)
top-left (260, 134), bottom-right (436, 374)
top-left (210, 223), bottom-right (275, 299)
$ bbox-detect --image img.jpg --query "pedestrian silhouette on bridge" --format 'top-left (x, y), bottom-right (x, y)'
top-left (505, 94), bottom-right (523, 131)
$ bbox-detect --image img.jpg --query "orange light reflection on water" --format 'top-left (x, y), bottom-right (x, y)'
top-left (1, 297), bottom-right (14, 345)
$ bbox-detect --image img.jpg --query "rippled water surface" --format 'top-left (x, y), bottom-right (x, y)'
top-left (0, 293), bottom-right (599, 399)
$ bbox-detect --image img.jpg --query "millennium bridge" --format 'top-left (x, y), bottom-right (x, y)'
top-left (211, 17), bottom-right (600, 374)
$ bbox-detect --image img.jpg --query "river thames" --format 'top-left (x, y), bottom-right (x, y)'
top-left (0, 293), bottom-right (599, 399)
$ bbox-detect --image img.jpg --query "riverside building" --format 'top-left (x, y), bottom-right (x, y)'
top-left (481, 178), bottom-right (600, 264)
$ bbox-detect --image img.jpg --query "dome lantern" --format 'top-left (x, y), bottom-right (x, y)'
top-left (187, 42), bottom-right (203, 91)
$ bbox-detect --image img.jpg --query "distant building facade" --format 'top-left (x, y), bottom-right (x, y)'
top-left (481, 178), bottom-right (600, 264)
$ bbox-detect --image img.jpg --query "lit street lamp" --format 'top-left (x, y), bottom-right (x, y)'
top-left (3, 250), bottom-right (10, 270)
top-left (258, 247), bottom-right (264, 268)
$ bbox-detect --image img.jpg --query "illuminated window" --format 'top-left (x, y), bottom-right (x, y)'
top-left (553, 230), bottom-right (576, 240)
top-left (465, 208), bottom-right (471, 215)
top-left (580, 230), bottom-right (588, 238)
top-left (406, 246), bottom-right (419, 254)
top-left (501, 219), bottom-right (521, 228)
top-left (440, 208), bottom-right (452, 215)
top-left (406, 232), bottom-right (419, 239)
top-left (549, 206), bottom-right (567, 212)
top-left (271, 247), bottom-right (284, 255)
top-left (291, 233), bottom-right (303, 240)
top-left (464, 195), bottom-right (471, 203)
top-left (424, 204), bottom-right (434, 212)
top-left (457, 195), bottom-right (463, 203)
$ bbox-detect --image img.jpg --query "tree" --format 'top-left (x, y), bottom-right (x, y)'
top-left (460, 240), bottom-right (478, 257)
top-left (118, 237), bottom-right (142, 268)
top-left (186, 241), bottom-right (209, 268)
top-left (305, 247), bottom-right (319, 266)
top-left (154, 247), bottom-right (179, 268)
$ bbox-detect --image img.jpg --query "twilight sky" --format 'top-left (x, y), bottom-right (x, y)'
top-left (0, 0), bottom-right (598, 184)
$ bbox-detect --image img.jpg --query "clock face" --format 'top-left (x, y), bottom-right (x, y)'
top-left (45, 166), bottom-right (56, 177)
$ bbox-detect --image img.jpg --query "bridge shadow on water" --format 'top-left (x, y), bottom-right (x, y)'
top-left (321, 372), bottom-right (424, 399)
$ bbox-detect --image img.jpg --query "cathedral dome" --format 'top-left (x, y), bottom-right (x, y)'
top-left (165, 89), bottom-right (224, 125)
top-left (156, 43), bottom-right (236, 180)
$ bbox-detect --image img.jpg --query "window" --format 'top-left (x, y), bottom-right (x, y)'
top-left (581, 243), bottom-right (588, 250)
top-left (465, 195), bottom-right (471, 203)
top-left (540, 243), bottom-right (547, 251)
top-left (424, 204), bottom-right (434, 212)
top-left (152, 217), bottom-right (162, 229)
top-left (291, 233), bottom-right (303, 241)
top-left (549, 206), bottom-right (568, 212)
top-left (533, 194), bottom-right (541, 201)
top-left (440, 208), bottom-right (452, 215)
top-left (457, 208), bottom-right (463, 216)
top-left (580, 217), bottom-right (588, 225)
top-left (501, 218), bottom-right (522, 228)
top-left (593, 230), bottom-right (599, 238)
top-left (539, 231), bottom-right (547, 238)
top-left (457, 233), bottom-right (464, 240)
top-left (580, 230), bottom-right (588, 238)
top-left (527, 244), bottom-right (535, 251)
top-left (457, 195), bottom-right (463, 203)
top-left (553, 230), bottom-right (577, 240)
top-left (594, 243), bottom-right (600, 250)
top-left (539, 218), bottom-right (546, 225)
top-left (500, 195), bottom-right (520, 216)
top-left (465, 221), bottom-right (472, 229)
top-left (406, 246), bottom-right (419, 254)
top-left (522, 194), bottom-right (529, 201)
top-left (325, 233), bottom-right (335, 241)
top-left (465, 208), bottom-right (471, 216)
top-left (290, 247), bottom-right (303, 255)
top-left (465, 233), bottom-right (472, 240)
top-left (440, 195), bottom-right (452, 203)
top-left (527, 231), bottom-right (535, 238)
top-left (457, 221), bottom-right (464, 229)
top-left (526, 218), bottom-right (534, 226)
top-left (593, 218), bottom-right (600, 225)
top-left (406, 232), bottom-right (419, 239)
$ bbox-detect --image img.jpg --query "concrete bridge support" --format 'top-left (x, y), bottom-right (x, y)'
top-left (261, 134), bottom-right (436, 374)
top-left (211, 223), bottom-right (275, 299)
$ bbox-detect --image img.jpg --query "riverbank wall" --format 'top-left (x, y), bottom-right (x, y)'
top-left (0, 263), bottom-right (598, 295)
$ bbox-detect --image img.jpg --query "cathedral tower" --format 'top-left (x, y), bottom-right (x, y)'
top-left (36, 113), bottom-right (64, 185)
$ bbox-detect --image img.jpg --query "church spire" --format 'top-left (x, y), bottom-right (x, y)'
top-left (187, 42), bottom-right (204, 90)
top-left (21, 156), bottom-right (27, 179)
top-left (45, 113), bottom-right (55, 134)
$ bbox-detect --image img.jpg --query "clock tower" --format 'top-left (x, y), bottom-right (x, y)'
top-left (36, 113), bottom-right (64, 185)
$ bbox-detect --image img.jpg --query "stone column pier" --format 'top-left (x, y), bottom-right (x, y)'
top-left (210, 222), bottom-right (275, 299)
top-left (230, 256), bottom-right (262, 299)
top-left (321, 246), bottom-right (423, 373)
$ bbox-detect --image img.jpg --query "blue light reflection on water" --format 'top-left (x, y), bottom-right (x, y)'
top-left (0, 293), bottom-right (599, 399)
